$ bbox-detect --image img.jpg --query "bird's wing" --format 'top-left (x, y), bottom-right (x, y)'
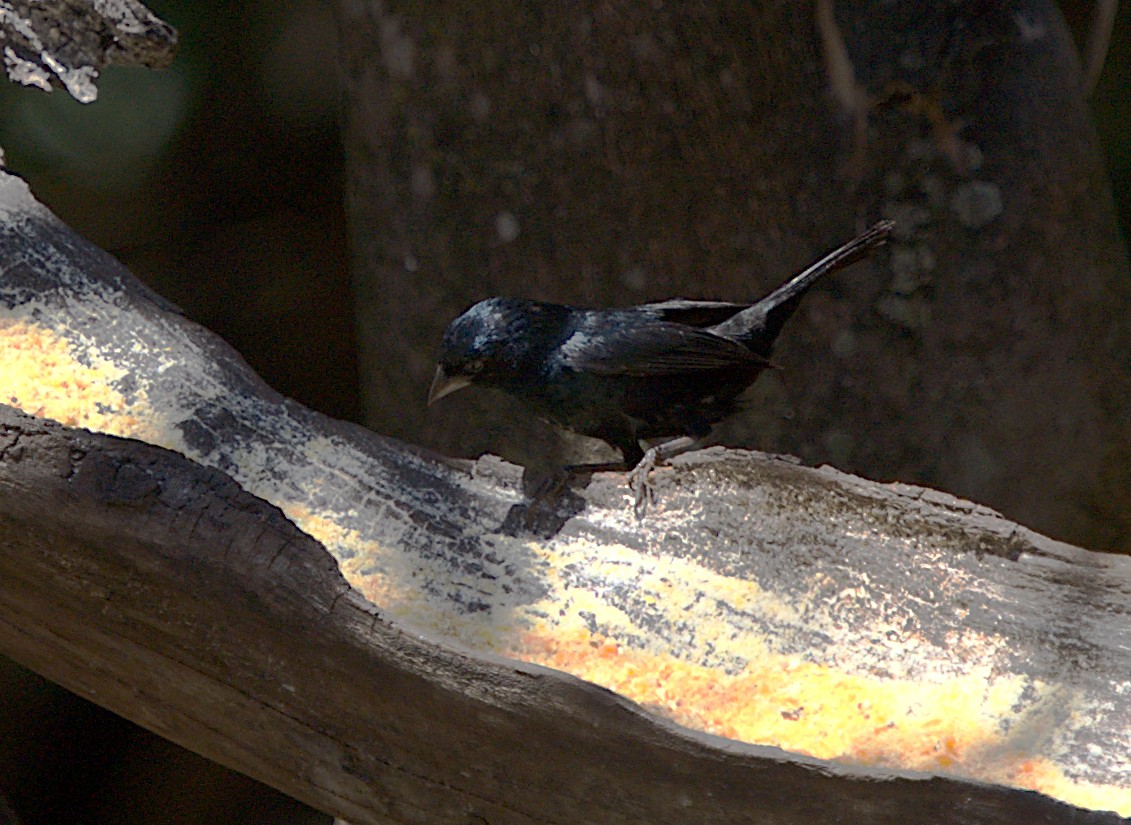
top-left (638, 298), bottom-right (752, 328)
top-left (560, 321), bottom-right (769, 377)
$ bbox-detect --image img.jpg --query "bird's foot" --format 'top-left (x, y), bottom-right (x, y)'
top-left (627, 447), bottom-right (660, 519)
top-left (625, 435), bottom-right (700, 518)
top-left (523, 461), bottom-right (625, 501)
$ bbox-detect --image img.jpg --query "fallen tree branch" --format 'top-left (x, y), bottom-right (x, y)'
top-left (0, 0), bottom-right (176, 102)
top-left (1, 171), bottom-right (1129, 821)
top-left (1, 405), bottom-right (1125, 825)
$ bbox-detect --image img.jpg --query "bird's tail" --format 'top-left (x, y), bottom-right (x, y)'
top-left (755, 220), bottom-right (893, 312)
top-left (711, 220), bottom-right (894, 356)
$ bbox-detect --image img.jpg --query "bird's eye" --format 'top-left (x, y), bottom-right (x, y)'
top-left (465, 358), bottom-right (486, 374)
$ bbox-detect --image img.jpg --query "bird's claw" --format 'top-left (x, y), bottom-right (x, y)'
top-left (627, 447), bottom-right (660, 519)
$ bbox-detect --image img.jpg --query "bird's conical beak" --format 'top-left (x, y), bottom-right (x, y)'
top-left (427, 366), bottom-right (473, 406)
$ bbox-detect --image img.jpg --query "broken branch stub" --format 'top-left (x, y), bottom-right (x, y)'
top-left (0, 0), bottom-right (176, 102)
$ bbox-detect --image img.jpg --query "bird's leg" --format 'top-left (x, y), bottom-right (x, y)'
top-left (627, 435), bottom-right (699, 518)
top-left (522, 456), bottom-right (636, 509)
top-left (522, 465), bottom-right (572, 501)
top-left (522, 461), bottom-right (622, 498)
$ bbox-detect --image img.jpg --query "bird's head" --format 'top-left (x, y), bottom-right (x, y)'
top-left (428, 297), bottom-right (548, 405)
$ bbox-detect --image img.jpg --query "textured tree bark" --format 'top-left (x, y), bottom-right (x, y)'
top-left (1, 170), bottom-right (1130, 821)
top-left (336, 0), bottom-right (1131, 552)
top-left (1, 407), bottom-right (1127, 825)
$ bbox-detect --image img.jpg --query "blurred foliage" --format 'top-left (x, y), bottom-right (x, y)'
top-left (0, 0), bottom-right (356, 425)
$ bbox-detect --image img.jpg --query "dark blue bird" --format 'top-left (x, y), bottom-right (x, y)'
top-left (429, 221), bottom-right (892, 510)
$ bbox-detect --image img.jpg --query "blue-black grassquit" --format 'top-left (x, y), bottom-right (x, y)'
top-left (429, 220), bottom-right (892, 511)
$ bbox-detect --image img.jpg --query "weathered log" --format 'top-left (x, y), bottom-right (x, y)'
top-left (2, 167), bottom-right (1130, 822)
top-left (1, 404), bottom-right (1126, 825)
